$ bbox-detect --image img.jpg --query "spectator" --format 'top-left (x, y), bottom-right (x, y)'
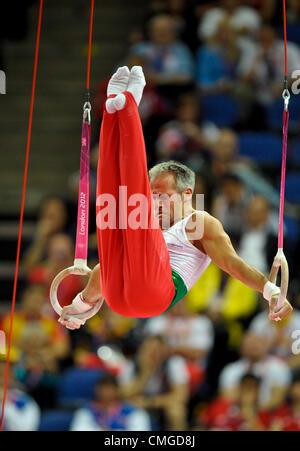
top-left (82, 301), bottom-right (138, 352)
top-left (70, 374), bottom-right (151, 431)
top-left (0, 351), bottom-right (41, 431)
top-left (199, 373), bottom-right (264, 431)
top-left (163, 0), bottom-right (199, 52)
top-left (0, 284), bottom-right (70, 361)
top-left (209, 128), bottom-right (244, 177)
top-left (209, 129), bottom-right (281, 208)
top-left (145, 299), bottom-right (213, 360)
top-left (144, 0), bottom-right (199, 52)
top-left (118, 335), bottom-right (189, 430)
top-left (155, 93), bottom-right (212, 169)
top-left (219, 332), bottom-right (291, 409)
top-left (249, 302), bottom-right (300, 362)
top-left (260, 370), bottom-right (300, 431)
top-left (22, 196), bottom-right (68, 274)
top-left (144, 298), bottom-right (214, 392)
top-left (241, 24), bottom-right (300, 105)
top-left (211, 173), bottom-right (250, 242)
top-left (129, 14), bottom-right (195, 101)
top-left (14, 325), bottom-right (61, 410)
top-left (198, 0), bottom-right (262, 44)
top-left (186, 260), bottom-right (259, 344)
top-left (238, 195), bottom-right (277, 274)
top-left (192, 172), bottom-right (215, 213)
top-left (196, 19), bottom-right (256, 98)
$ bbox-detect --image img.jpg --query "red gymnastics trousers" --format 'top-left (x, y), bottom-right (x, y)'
top-left (96, 92), bottom-right (175, 318)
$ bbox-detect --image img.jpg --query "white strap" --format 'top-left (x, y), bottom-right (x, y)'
top-left (72, 292), bottom-right (96, 314)
top-left (263, 281), bottom-right (281, 302)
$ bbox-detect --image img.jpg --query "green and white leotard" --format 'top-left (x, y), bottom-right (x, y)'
top-left (163, 212), bottom-right (211, 310)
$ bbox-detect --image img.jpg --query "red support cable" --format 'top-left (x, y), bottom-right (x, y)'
top-left (278, 0), bottom-right (289, 249)
top-left (283, 0), bottom-right (288, 78)
top-left (0, 0), bottom-right (43, 431)
top-left (0, 0), bottom-right (95, 430)
top-left (86, 0), bottom-right (94, 91)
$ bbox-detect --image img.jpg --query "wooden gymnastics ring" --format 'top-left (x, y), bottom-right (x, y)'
top-left (269, 248), bottom-right (289, 313)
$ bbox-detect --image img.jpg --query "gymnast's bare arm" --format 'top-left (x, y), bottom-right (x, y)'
top-left (81, 264), bottom-right (101, 302)
top-left (187, 212), bottom-right (293, 321)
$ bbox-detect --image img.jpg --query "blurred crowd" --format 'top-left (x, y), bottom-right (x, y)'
top-left (2, 0), bottom-right (300, 431)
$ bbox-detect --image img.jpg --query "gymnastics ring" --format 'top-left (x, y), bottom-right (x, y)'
top-left (50, 258), bottom-right (103, 321)
top-left (269, 248), bottom-right (289, 311)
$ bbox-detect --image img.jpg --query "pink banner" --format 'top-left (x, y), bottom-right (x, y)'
top-left (75, 120), bottom-right (90, 260)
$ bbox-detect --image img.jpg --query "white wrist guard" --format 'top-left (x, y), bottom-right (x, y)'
top-left (263, 281), bottom-right (281, 302)
top-left (60, 294), bottom-right (104, 330)
top-left (72, 292), bottom-right (96, 314)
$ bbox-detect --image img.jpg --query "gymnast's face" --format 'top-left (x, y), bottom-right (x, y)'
top-left (150, 172), bottom-right (188, 229)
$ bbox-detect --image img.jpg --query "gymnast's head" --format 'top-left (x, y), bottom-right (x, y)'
top-left (149, 160), bottom-right (195, 228)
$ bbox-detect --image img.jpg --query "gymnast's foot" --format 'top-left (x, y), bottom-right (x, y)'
top-left (106, 66), bottom-right (146, 113)
top-left (127, 65), bottom-right (146, 107)
top-left (106, 66), bottom-right (130, 114)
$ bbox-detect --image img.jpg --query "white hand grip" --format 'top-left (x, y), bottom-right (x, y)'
top-left (50, 260), bottom-right (102, 321)
top-left (269, 248), bottom-right (289, 311)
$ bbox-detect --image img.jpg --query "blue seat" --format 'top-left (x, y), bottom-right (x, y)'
top-left (283, 215), bottom-right (300, 243)
top-left (57, 368), bottom-right (103, 406)
top-left (284, 173), bottom-right (300, 203)
top-left (239, 132), bottom-right (282, 165)
top-left (267, 95), bottom-right (300, 130)
top-left (202, 95), bottom-right (239, 126)
top-left (38, 410), bottom-right (74, 431)
top-left (294, 138), bottom-right (300, 164)
top-left (278, 24), bottom-right (300, 46)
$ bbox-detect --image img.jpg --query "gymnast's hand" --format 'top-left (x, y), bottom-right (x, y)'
top-left (58, 308), bottom-right (85, 330)
top-left (58, 292), bottom-right (97, 330)
top-left (268, 295), bottom-right (293, 322)
top-left (58, 292), bottom-right (104, 330)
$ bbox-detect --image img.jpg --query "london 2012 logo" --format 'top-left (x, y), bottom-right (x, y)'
top-left (0, 70), bottom-right (6, 94)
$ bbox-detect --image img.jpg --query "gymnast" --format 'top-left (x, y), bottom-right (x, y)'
top-left (58, 66), bottom-right (293, 330)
